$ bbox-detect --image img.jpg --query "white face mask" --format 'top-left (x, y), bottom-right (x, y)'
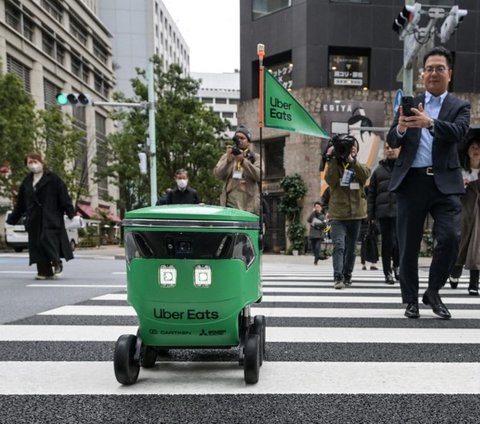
top-left (28, 163), bottom-right (43, 174)
top-left (176, 179), bottom-right (188, 189)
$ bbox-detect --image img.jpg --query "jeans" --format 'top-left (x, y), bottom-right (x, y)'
top-left (330, 219), bottom-right (362, 280)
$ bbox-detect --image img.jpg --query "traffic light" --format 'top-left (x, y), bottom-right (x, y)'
top-left (56, 92), bottom-right (93, 106)
top-left (439, 6), bottom-right (467, 44)
top-left (392, 3), bottom-right (422, 40)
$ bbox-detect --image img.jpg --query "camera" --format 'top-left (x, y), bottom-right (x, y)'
top-left (231, 135), bottom-right (243, 156)
top-left (330, 134), bottom-right (358, 161)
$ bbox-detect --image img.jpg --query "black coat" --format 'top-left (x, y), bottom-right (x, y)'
top-left (166, 186), bottom-right (200, 204)
top-left (7, 170), bottom-right (75, 265)
top-left (367, 159), bottom-right (397, 220)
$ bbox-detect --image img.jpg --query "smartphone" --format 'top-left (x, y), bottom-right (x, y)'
top-left (401, 96), bottom-right (415, 117)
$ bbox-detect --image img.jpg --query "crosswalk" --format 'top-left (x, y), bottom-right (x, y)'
top-left (1, 265), bottom-right (480, 422)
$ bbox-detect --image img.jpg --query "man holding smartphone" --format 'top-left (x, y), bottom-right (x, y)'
top-left (387, 47), bottom-right (470, 319)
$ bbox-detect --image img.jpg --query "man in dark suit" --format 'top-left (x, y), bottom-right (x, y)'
top-left (387, 47), bottom-right (470, 319)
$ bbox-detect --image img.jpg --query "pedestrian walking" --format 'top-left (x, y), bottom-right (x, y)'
top-left (324, 134), bottom-right (371, 289)
top-left (387, 47), bottom-right (470, 319)
top-left (307, 202), bottom-right (327, 265)
top-left (367, 142), bottom-right (401, 284)
top-left (448, 130), bottom-right (480, 295)
top-left (6, 152), bottom-right (76, 280)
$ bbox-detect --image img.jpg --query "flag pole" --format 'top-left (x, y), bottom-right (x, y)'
top-left (257, 43), bottom-right (265, 238)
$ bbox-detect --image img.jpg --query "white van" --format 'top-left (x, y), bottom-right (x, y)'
top-left (4, 211), bottom-right (79, 252)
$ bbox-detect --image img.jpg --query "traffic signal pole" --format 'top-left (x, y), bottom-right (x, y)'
top-left (403, 0), bottom-right (414, 96)
top-left (147, 61), bottom-right (157, 206)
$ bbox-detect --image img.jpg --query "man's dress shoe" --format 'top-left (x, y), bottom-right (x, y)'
top-left (404, 302), bottom-right (420, 319)
top-left (422, 290), bottom-right (451, 319)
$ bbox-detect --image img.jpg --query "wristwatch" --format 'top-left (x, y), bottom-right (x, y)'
top-left (427, 118), bottom-right (434, 130)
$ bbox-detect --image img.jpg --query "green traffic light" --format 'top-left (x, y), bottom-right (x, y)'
top-left (56, 93), bottom-right (69, 106)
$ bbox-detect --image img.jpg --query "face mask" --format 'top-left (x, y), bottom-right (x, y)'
top-left (176, 179), bottom-right (188, 189)
top-left (28, 163), bottom-right (43, 174)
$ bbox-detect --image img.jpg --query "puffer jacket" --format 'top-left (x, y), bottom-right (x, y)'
top-left (367, 159), bottom-right (397, 220)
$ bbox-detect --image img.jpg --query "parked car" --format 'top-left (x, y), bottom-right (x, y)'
top-left (4, 211), bottom-right (79, 252)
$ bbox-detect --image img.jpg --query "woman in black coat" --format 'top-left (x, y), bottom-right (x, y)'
top-left (7, 152), bottom-right (75, 279)
top-left (367, 143), bottom-right (400, 284)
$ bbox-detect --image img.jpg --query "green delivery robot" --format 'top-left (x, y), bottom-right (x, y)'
top-left (114, 204), bottom-right (266, 385)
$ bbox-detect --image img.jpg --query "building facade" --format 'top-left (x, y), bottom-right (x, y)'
top-left (239, 0), bottom-right (480, 253)
top-left (98, 0), bottom-right (189, 99)
top-left (192, 71), bottom-right (240, 139)
top-left (0, 0), bottom-right (120, 224)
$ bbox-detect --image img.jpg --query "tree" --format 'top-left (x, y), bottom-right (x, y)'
top-left (279, 174), bottom-right (307, 254)
top-left (99, 56), bottom-right (228, 215)
top-left (0, 70), bottom-right (37, 203)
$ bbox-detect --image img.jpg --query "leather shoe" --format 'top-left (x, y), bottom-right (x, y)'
top-left (422, 290), bottom-right (451, 319)
top-left (404, 302), bottom-right (420, 319)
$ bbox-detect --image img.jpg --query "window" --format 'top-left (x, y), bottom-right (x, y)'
top-left (5, 1), bottom-right (34, 41)
top-left (264, 138), bottom-right (285, 178)
top-left (202, 97), bottom-right (213, 104)
top-left (94, 73), bottom-right (110, 97)
top-left (215, 98), bottom-right (227, 104)
top-left (42, 30), bottom-right (55, 58)
top-left (223, 112), bottom-right (234, 118)
top-left (7, 55), bottom-right (31, 93)
top-left (70, 15), bottom-right (88, 46)
top-left (41, 0), bottom-right (63, 23)
top-left (330, 0), bottom-right (369, 3)
top-left (229, 98), bottom-right (239, 105)
top-left (328, 48), bottom-right (370, 89)
top-left (72, 107), bottom-right (88, 190)
top-left (95, 113), bottom-right (109, 200)
top-left (93, 39), bottom-right (109, 65)
top-left (253, 0), bottom-right (291, 19)
top-left (43, 79), bottom-right (60, 109)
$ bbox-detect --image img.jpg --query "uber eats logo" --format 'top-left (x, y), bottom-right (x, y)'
top-left (268, 96), bottom-right (292, 121)
top-left (153, 308), bottom-right (219, 320)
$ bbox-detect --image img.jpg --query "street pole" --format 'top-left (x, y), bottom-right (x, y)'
top-left (147, 61), bottom-right (157, 206)
top-left (403, 0), bottom-right (414, 96)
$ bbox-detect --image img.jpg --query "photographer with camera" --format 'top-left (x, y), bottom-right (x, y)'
top-left (214, 126), bottom-right (261, 215)
top-left (324, 134), bottom-right (371, 289)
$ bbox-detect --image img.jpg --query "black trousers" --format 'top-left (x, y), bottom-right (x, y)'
top-left (378, 217), bottom-right (399, 276)
top-left (396, 169), bottom-right (461, 303)
top-left (36, 261), bottom-right (54, 277)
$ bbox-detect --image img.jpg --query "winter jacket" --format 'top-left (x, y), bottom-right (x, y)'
top-left (166, 186), bottom-right (200, 204)
top-left (7, 170), bottom-right (75, 265)
top-left (324, 158), bottom-right (370, 220)
top-left (367, 159), bottom-right (397, 220)
top-left (307, 211), bottom-right (327, 240)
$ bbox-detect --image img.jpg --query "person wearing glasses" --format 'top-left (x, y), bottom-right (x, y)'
top-left (387, 47), bottom-right (471, 319)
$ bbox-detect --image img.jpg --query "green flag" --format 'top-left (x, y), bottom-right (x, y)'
top-left (263, 67), bottom-right (329, 139)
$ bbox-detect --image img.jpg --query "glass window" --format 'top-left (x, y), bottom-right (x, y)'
top-left (41, 0), bottom-right (63, 23)
top-left (223, 112), bottom-right (234, 118)
top-left (229, 98), bottom-right (239, 105)
top-left (202, 97), bottom-right (213, 104)
top-left (328, 49), bottom-right (370, 89)
top-left (264, 138), bottom-right (285, 178)
top-left (43, 78), bottom-right (60, 108)
top-left (70, 16), bottom-right (88, 46)
top-left (253, 0), bottom-right (291, 20)
top-left (6, 55), bottom-right (31, 93)
top-left (95, 113), bottom-right (109, 200)
top-left (215, 98), bottom-right (227, 104)
top-left (330, 0), bottom-right (369, 3)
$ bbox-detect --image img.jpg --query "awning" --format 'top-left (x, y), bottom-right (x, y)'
top-left (108, 212), bottom-right (122, 224)
top-left (77, 203), bottom-right (98, 219)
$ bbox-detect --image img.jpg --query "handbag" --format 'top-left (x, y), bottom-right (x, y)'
top-left (65, 215), bottom-right (85, 230)
top-left (312, 217), bottom-right (326, 231)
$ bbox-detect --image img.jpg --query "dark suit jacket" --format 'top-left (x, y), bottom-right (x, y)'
top-left (166, 186), bottom-right (200, 204)
top-left (387, 93), bottom-right (470, 195)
